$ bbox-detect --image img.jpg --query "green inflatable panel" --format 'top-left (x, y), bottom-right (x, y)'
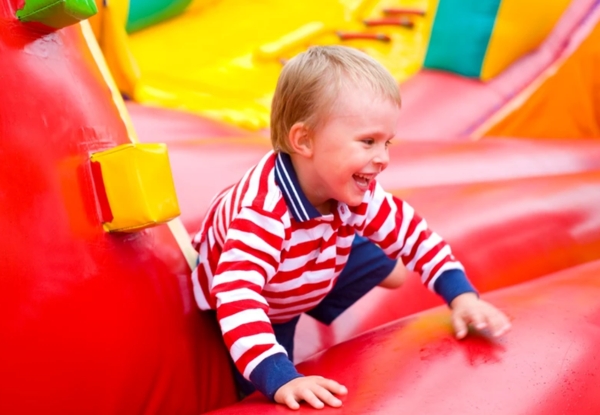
top-left (16, 0), bottom-right (97, 29)
top-left (126, 0), bottom-right (193, 33)
top-left (424, 0), bottom-right (501, 78)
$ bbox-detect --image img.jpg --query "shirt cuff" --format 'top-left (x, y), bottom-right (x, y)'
top-left (249, 352), bottom-right (303, 401)
top-left (433, 268), bottom-right (478, 305)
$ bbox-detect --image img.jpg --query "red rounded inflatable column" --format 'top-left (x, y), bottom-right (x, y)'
top-left (0, 1), bottom-right (237, 413)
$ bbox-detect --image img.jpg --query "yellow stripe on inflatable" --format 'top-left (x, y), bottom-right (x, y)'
top-left (81, 19), bottom-right (139, 143)
top-left (481, 0), bottom-right (571, 81)
top-left (81, 20), bottom-right (199, 270)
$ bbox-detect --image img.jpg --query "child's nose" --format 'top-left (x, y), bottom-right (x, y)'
top-left (373, 147), bottom-right (389, 169)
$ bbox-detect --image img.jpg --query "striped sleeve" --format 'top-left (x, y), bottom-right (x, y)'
top-left (360, 181), bottom-right (477, 304)
top-left (211, 206), bottom-right (301, 399)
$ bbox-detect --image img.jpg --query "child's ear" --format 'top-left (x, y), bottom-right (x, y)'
top-left (288, 122), bottom-right (313, 157)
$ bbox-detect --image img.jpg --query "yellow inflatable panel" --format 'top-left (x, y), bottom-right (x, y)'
top-left (90, 143), bottom-right (180, 233)
top-left (99, 0), bottom-right (436, 130)
top-left (481, 0), bottom-right (571, 80)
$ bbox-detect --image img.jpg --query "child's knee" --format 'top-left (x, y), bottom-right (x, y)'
top-left (378, 262), bottom-right (407, 289)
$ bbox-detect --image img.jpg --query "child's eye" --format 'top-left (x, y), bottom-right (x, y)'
top-left (385, 140), bottom-right (393, 148)
top-left (362, 138), bottom-right (374, 145)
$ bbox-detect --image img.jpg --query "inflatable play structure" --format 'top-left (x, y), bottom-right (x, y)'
top-left (1, 0), bottom-right (600, 414)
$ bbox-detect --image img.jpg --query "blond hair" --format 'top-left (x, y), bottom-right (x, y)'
top-left (270, 45), bottom-right (401, 153)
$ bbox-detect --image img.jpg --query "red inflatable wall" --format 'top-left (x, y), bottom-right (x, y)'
top-left (0, 3), bottom-right (236, 413)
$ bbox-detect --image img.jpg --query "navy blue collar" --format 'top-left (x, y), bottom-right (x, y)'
top-left (274, 152), bottom-right (321, 222)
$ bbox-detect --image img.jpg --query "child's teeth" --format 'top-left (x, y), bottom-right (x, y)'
top-left (355, 175), bottom-right (368, 185)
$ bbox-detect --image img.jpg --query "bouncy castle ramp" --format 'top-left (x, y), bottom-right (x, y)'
top-left (207, 260), bottom-right (600, 415)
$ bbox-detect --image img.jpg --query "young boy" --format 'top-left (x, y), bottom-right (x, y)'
top-left (191, 45), bottom-right (511, 410)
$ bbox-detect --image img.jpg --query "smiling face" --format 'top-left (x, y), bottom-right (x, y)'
top-left (293, 83), bottom-right (401, 213)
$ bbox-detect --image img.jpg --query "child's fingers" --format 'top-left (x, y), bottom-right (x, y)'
top-left (317, 378), bottom-right (348, 395)
top-left (298, 389), bottom-right (325, 409)
top-left (492, 322), bottom-right (511, 337)
top-left (312, 385), bottom-right (343, 408)
top-left (276, 376), bottom-right (347, 410)
top-left (452, 314), bottom-right (469, 339)
top-left (283, 395), bottom-right (301, 410)
top-left (469, 312), bottom-right (488, 331)
top-left (485, 308), bottom-right (512, 337)
top-left (451, 298), bottom-right (511, 339)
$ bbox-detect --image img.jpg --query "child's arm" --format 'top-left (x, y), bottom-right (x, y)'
top-left (211, 206), bottom-right (299, 397)
top-left (212, 206), bottom-right (346, 408)
top-left (359, 182), bottom-right (510, 337)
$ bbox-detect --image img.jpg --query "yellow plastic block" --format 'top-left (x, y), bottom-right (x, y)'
top-left (90, 143), bottom-right (180, 232)
top-left (481, 0), bottom-right (571, 81)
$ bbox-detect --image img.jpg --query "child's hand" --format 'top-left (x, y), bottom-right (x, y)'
top-left (274, 375), bottom-right (348, 410)
top-left (450, 293), bottom-right (511, 339)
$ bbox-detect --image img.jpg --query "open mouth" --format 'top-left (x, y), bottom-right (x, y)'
top-left (353, 173), bottom-right (373, 191)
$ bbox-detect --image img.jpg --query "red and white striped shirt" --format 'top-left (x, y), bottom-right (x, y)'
top-left (192, 150), bottom-right (466, 397)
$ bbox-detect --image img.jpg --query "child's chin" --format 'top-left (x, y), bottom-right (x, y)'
top-left (343, 195), bottom-right (365, 207)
